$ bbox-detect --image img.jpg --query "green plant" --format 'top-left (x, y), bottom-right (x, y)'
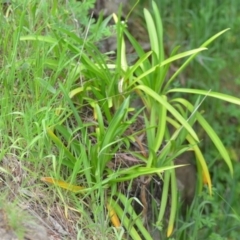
top-left (16, 0), bottom-right (240, 239)
top-left (171, 184), bottom-right (240, 240)
top-left (117, 1), bottom-right (240, 237)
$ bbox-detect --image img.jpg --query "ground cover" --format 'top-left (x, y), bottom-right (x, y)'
top-left (0, 1), bottom-right (240, 239)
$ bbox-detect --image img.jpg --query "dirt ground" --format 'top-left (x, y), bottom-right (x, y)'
top-left (0, 154), bottom-right (80, 240)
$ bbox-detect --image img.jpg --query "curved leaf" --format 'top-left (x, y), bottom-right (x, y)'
top-left (167, 116), bottom-right (212, 194)
top-left (164, 29), bottom-right (230, 89)
top-left (135, 85), bottom-right (199, 142)
top-left (135, 48), bottom-right (207, 83)
top-left (172, 98), bottom-right (233, 175)
top-left (169, 88), bottom-right (240, 106)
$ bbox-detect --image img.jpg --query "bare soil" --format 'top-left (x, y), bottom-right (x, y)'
top-left (0, 154), bottom-right (81, 240)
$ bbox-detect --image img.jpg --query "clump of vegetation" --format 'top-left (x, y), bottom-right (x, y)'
top-left (1, 0), bottom-right (240, 239)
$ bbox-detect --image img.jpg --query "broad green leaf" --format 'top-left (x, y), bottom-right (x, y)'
top-left (172, 97), bottom-right (234, 175)
top-left (135, 85), bottom-right (199, 142)
top-left (106, 165), bottom-right (185, 183)
top-left (157, 169), bottom-right (170, 223)
top-left (113, 13), bottom-right (128, 71)
top-left (125, 51), bottom-right (152, 86)
top-left (144, 8), bottom-right (159, 60)
top-left (167, 168), bottom-right (178, 237)
top-left (201, 28), bottom-right (230, 47)
top-left (135, 48), bottom-right (207, 82)
top-left (169, 88), bottom-right (240, 106)
top-left (155, 95), bottom-right (167, 152)
top-left (167, 115), bottom-right (212, 194)
top-left (46, 128), bottom-right (75, 168)
top-left (164, 29), bottom-right (230, 89)
top-left (152, 0), bottom-right (164, 62)
top-left (99, 98), bottom-right (130, 174)
top-left (20, 35), bottom-right (57, 43)
top-left (124, 28), bottom-right (152, 74)
top-left (94, 103), bottom-right (105, 141)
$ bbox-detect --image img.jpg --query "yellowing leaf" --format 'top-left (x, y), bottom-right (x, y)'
top-left (186, 136), bottom-right (212, 195)
top-left (41, 177), bottom-right (84, 193)
top-left (69, 87), bottom-right (83, 99)
top-left (107, 203), bottom-right (121, 228)
top-left (167, 224), bottom-right (173, 237)
top-left (202, 171), bottom-right (209, 185)
top-left (112, 13), bottom-right (118, 24)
